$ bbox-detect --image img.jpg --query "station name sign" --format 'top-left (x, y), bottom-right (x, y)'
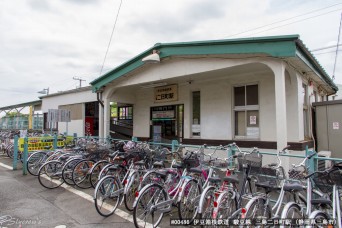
top-left (154, 84), bottom-right (178, 103)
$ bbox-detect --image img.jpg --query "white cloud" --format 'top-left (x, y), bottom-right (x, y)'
top-left (0, 0), bottom-right (341, 107)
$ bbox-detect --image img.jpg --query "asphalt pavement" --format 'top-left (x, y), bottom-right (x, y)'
top-left (0, 154), bottom-right (185, 228)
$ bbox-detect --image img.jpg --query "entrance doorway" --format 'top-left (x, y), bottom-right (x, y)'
top-left (150, 105), bottom-right (183, 142)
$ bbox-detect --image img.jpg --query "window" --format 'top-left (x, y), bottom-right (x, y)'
top-left (234, 84), bottom-right (259, 139)
top-left (118, 106), bottom-right (133, 120)
top-left (302, 84), bottom-right (309, 139)
top-left (192, 91), bottom-right (200, 136)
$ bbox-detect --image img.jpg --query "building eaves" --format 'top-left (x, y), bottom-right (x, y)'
top-left (90, 34), bottom-right (338, 94)
top-left (0, 100), bottom-right (42, 112)
top-left (295, 39), bottom-right (338, 93)
top-left (90, 35), bottom-right (300, 92)
top-left (38, 86), bottom-right (92, 99)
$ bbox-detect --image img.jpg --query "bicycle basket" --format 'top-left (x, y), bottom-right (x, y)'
top-left (256, 167), bottom-right (280, 187)
top-left (312, 171), bottom-right (334, 194)
top-left (237, 152), bottom-right (262, 174)
top-left (153, 148), bottom-right (168, 162)
top-left (329, 168), bottom-right (342, 187)
top-left (211, 159), bottom-right (229, 169)
top-left (288, 166), bottom-right (307, 184)
top-left (183, 152), bottom-right (200, 169)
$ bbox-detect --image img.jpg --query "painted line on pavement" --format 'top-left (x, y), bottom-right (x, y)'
top-left (0, 162), bottom-right (12, 170)
top-left (0, 161), bottom-right (155, 228)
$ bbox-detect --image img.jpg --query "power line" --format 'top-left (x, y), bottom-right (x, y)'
top-left (247, 8), bottom-right (342, 37)
top-left (311, 43), bottom-right (342, 52)
top-left (314, 50), bottom-right (341, 55)
top-left (332, 12), bottom-right (342, 81)
top-left (99, 0), bottom-right (123, 76)
top-left (227, 3), bottom-right (342, 38)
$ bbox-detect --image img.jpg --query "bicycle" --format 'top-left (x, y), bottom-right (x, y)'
top-left (132, 144), bottom-right (220, 227)
top-left (307, 162), bottom-right (342, 228)
top-left (199, 145), bottom-right (262, 225)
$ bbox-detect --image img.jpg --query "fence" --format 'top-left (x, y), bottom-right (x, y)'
top-left (12, 135), bottom-right (342, 176)
top-left (0, 114), bottom-right (44, 130)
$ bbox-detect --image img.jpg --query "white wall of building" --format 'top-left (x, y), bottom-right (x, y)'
top-left (41, 89), bottom-right (96, 112)
top-left (41, 88), bottom-right (96, 136)
top-left (110, 64), bottom-right (305, 143)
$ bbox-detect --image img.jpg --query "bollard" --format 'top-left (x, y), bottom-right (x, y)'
top-left (227, 145), bottom-right (237, 169)
top-left (53, 134), bottom-right (57, 150)
top-left (23, 137), bottom-right (28, 175)
top-left (171, 140), bottom-right (179, 153)
top-left (305, 146), bottom-right (317, 173)
top-left (13, 135), bottom-right (19, 170)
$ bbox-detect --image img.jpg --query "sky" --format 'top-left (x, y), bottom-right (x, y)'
top-left (0, 0), bottom-right (341, 108)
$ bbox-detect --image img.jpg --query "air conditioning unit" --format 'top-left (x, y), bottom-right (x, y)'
top-left (317, 151), bottom-right (332, 171)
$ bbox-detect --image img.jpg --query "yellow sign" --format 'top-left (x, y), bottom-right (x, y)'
top-left (154, 84), bottom-right (178, 103)
top-left (18, 136), bottom-right (74, 152)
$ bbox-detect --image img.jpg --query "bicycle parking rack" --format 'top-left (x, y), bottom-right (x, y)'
top-left (11, 136), bottom-right (342, 176)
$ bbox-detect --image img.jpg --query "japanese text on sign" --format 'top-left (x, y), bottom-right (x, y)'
top-left (155, 84), bottom-right (178, 103)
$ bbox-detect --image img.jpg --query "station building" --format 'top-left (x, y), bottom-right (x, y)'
top-left (90, 35), bottom-right (338, 152)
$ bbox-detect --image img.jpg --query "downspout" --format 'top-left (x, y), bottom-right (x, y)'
top-left (97, 91), bottom-right (104, 108)
top-left (97, 89), bottom-right (104, 139)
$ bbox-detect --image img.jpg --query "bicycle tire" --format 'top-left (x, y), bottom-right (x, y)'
top-left (90, 160), bottom-right (110, 188)
top-left (198, 186), bottom-right (215, 220)
top-left (244, 197), bottom-right (271, 220)
top-left (309, 211), bottom-right (331, 228)
top-left (62, 158), bottom-right (82, 185)
top-left (94, 175), bottom-right (121, 217)
top-left (38, 160), bottom-right (64, 189)
top-left (215, 190), bottom-right (237, 220)
top-left (27, 151), bottom-right (47, 176)
top-left (124, 171), bottom-right (140, 211)
top-left (177, 179), bottom-right (201, 224)
top-left (72, 159), bottom-right (95, 189)
top-left (281, 202), bottom-right (304, 227)
top-left (133, 183), bottom-right (167, 228)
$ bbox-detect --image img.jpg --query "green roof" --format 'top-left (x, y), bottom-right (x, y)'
top-left (90, 34), bottom-right (337, 93)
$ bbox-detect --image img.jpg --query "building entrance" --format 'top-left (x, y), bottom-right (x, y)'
top-left (150, 105), bottom-right (183, 142)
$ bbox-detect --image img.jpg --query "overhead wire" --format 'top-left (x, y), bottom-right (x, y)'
top-left (99, 0), bottom-right (123, 76)
top-left (332, 12), bottom-right (342, 81)
top-left (227, 3), bottom-right (342, 38)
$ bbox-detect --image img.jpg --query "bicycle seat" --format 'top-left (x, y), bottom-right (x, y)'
top-left (283, 183), bottom-right (303, 192)
top-left (255, 181), bottom-right (280, 191)
top-left (223, 175), bottom-right (239, 184)
top-left (208, 177), bottom-right (221, 183)
top-left (311, 197), bottom-right (331, 205)
top-left (153, 161), bottom-right (164, 167)
top-left (107, 164), bottom-right (125, 171)
top-left (134, 160), bottom-right (146, 166)
top-left (155, 171), bottom-right (167, 178)
top-left (172, 163), bottom-right (184, 169)
top-left (59, 156), bottom-right (69, 161)
top-left (189, 167), bottom-right (207, 174)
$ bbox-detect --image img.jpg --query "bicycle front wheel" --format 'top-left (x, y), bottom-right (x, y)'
top-left (124, 171), bottom-right (141, 211)
top-left (133, 184), bottom-right (167, 228)
top-left (215, 190), bottom-right (237, 220)
top-left (62, 158), bottom-right (81, 185)
top-left (245, 197), bottom-right (271, 219)
top-left (94, 175), bottom-right (121, 217)
top-left (281, 202), bottom-right (304, 227)
top-left (38, 160), bottom-right (64, 189)
top-left (90, 160), bottom-right (110, 188)
top-left (72, 159), bottom-right (94, 189)
top-left (177, 179), bottom-right (201, 224)
top-left (27, 151), bottom-right (46, 176)
top-left (309, 211), bottom-right (330, 228)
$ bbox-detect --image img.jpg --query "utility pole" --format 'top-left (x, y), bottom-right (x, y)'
top-left (73, 77), bottom-right (86, 88)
